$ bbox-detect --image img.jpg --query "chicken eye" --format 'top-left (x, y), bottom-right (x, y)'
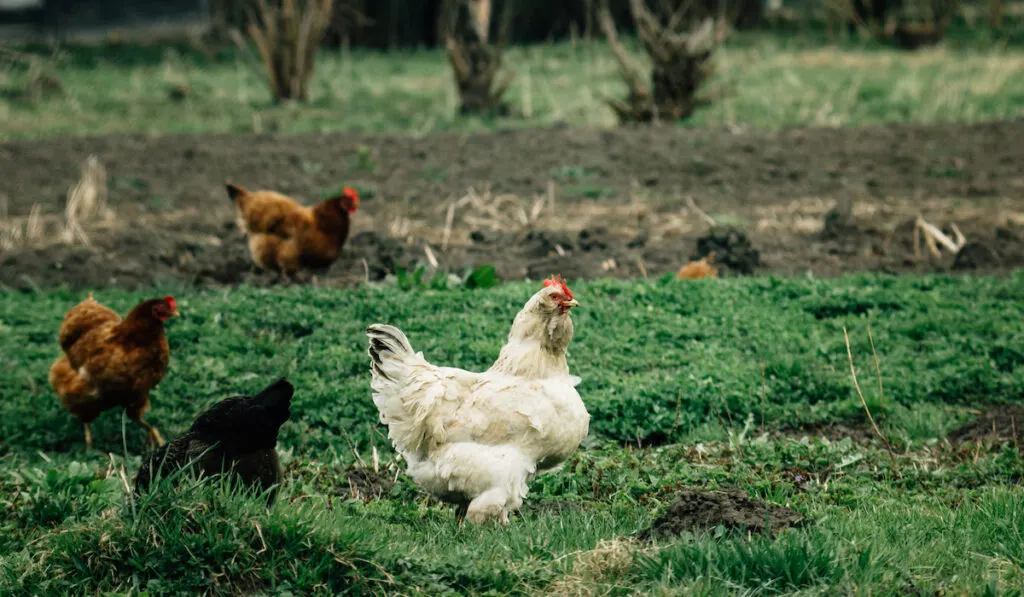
top-left (549, 293), bottom-right (564, 302)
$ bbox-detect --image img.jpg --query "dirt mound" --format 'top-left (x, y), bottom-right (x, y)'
top-left (692, 227), bottom-right (760, 275)
top-left (637, 488), bottom-right (804, 540)
top-left (952, 242), bottom-right (1002, 271)
top-left (820, 199), bottom-right (858, 241)
top-left (340, 467), bottom-right (396, 501)
top-left (948, 406), bottom-right (1024, 453)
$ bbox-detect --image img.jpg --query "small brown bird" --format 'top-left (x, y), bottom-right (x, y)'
top-left (677, 252), bottom-right (719, 279)
top-left (134, 378), bottom-right (294, 504)
top-left (49, 294), bottom-right (178, 450)
top-left (227, 183), bottom-right (359, 277)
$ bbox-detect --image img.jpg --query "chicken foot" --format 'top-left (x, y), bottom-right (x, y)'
top-left (145, 425), bottom-right (166, 448)
top-left (127, 407), bottom-right (165, 449)
top-left (465, 487), bottom-right (512, 525)
top-left (454, 503), bottom-right (469, 526)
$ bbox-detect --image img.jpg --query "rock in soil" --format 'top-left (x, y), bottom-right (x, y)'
top-left (637, 487), bottom-right (803, 540)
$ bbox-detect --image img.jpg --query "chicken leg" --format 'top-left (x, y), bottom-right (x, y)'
top-left (83, 422), bottom-right (93, 451)
top-left (144, 425), bottom-right (166, 448)
top-left (466, 487), bottom-right (512, 525)
top-left (127, 402), bottom-right (165, 449)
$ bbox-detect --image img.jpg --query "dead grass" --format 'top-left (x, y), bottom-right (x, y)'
top-left (350, 183), bottom-right (1024, 273)
top-left (752, 196), bottom-right (1023, 235)
top-left (0, 155), bottom-right (110, 253)
top-left (356, 181), bottom-right (704, 252)
top-left (548, 538), bottom-right (641, 597)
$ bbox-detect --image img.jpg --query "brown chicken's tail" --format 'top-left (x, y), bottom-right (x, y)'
top-left (226, 182), bottom-right (248, 205)
top-left (49, 356), bottom-right (95, 413)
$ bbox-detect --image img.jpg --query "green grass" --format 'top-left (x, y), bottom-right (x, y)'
top-left (2, 275), bottom-right (1024, 595)
top-left (2, 34), bottom-right (1024, 140)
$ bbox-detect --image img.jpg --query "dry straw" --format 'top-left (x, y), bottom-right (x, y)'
top-left (0, 155), bottom-right (108, 253)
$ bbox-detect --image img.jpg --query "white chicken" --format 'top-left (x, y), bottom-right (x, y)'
top-left (366, 275), bottom-right (590, 524)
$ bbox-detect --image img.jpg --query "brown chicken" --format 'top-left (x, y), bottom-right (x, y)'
top-left (49, 294), bottom-right (179, 450)
top-left (226, 183), bottom-right (359, 277)
top-left (677, 252), bottom-right (719, 279)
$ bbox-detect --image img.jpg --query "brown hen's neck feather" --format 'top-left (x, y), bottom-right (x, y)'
top-left (118, 301), bottom-right (168, 346)
top-left (313, 200), bottom-right (351, 239)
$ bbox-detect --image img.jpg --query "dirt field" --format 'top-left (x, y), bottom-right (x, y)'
top-left (1, 121), bottom-right (1022, 290)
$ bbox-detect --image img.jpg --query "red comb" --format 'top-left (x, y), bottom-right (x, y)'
top-left (543, 274), bottom-right (573, 299)
top-left (163, 296), bottom-right (177, 311)
top-left (342, 186), bottom-right (359, 210)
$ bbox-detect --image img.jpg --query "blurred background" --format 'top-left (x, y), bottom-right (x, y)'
top-left (0, 0), bottom-right (1022, 292)
top-left (1, 1), bottom-right (1020, 47)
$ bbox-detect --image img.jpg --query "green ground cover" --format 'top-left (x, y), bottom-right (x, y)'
top-left (2, 275), bottom-right (1023, 595)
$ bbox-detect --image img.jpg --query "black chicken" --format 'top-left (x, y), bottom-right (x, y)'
top-left (134, 378), bottom-right (294, 503)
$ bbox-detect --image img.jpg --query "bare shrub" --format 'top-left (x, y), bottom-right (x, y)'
top-left (232, 0), bottom-right (335, 101)
top-left (598, 0), bottom-right (729, 124)
top-left (0, 47), bottom-right (64, 104)
top-left (441, 0), bottom-right (515, 116)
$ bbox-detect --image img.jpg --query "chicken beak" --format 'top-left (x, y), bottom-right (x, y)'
top-left (561, 299), bottom-right (579, 309)
top-left (171, 309), bottom-right (181, 318)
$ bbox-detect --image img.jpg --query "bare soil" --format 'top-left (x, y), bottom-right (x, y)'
top-left (949, 405), bottom-right (1024, 454)
top-left (340, 467), bottom-right (397, 502)
top-left (637, 487), bottom-right (804, 540)
top-left (1, 121), bottom-right (1023, 290)
top-left (779, 420), bottom-right (879, 444)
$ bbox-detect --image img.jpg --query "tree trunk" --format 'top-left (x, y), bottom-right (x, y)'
top-left (650, 49), bottom-right (713, 120)
top-left (600, 1), bottom-right (725, 124)
top-left (444, 0), bottom-right (514, 116)
top-left (990, 0), bottom-right (1003, 28)
top-left (732, 0), bottom-right (762, 29)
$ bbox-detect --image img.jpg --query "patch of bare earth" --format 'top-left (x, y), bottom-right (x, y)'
top-left (1, 121), bottom-right (1022, 290)
top-left (779, 420), bottom-right (879, 443)
top-left (948, 406), bottom-right (1024, 455)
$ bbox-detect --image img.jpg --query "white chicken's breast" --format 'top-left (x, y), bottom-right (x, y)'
top-left (366, 277), bottom-right (589, 524)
